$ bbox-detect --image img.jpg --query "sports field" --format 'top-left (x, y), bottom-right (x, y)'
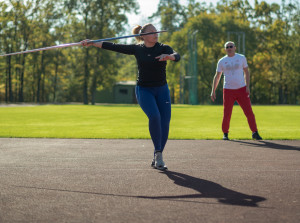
top-left (1, 105), bottom-right (299, 223)
top-left (0, 104), bottom-right (299, 139)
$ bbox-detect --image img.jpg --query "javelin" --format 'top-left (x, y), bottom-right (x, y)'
top-left (0, 30), bottom-right (167, 57)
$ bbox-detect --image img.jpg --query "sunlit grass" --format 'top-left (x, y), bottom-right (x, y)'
top-left (0, 104), bottom-right (299, 139)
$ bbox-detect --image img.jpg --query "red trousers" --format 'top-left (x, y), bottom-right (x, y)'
top-left (222, 86), bottom-right (257, 133)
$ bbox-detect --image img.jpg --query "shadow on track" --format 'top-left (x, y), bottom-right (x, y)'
top-left (232, 140), bottom-right (300, 151)
top-left (13, 171), bottom-right (266, 208)
top-left (138, 170), bottom-right (266, 207)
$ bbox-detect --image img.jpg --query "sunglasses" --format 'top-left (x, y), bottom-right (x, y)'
top-left (226, 45), bottom-right (234, 49)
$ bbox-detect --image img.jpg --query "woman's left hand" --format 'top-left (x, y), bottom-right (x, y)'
top-left (155, 54), bottom-right (175, 61)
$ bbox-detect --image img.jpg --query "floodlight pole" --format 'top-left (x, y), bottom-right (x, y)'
top-left (227, 31), bottom-right (245, 55)
top-left (187, 30), bottom-right (198, 105)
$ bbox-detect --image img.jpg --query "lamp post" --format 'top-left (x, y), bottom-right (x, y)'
top-left (227, 31), bottom-right (245, 55)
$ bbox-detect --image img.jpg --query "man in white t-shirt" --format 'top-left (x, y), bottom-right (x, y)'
top-left (210, 41), bottom-right (262, 140)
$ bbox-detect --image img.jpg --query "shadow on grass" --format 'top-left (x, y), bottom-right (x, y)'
top-left (13, 171), bottom-right (266, 208)
top-left (232, 140), bottom-right (300, 151)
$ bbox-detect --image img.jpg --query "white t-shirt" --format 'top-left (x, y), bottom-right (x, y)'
top-left (216, 53), bottom-right (248, 89)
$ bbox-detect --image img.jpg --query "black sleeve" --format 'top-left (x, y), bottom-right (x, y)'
top-left (163, 44), bottom-right (180, 62)
top-left (102, 42), bottom-right (136, 55)
top-left (173, 52), bottom-right (181, 62)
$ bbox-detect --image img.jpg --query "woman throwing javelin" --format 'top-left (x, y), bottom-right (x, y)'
top-left (81, 24), bottom-right (180, 170)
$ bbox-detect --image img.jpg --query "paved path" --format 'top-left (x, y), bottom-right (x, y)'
top-left (0, 138), bottom-right (299, 223)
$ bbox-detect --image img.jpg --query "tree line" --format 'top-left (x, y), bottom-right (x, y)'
top-left (0, 0), bottom-right (299, 105)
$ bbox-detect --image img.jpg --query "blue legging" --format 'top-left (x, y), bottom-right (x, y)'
top-left (135, 84), bottom-right (171, 153)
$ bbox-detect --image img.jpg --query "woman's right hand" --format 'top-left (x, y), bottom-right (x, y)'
top-left (81, 39), bottom-right (93, 47)
top-left (81, 39), bottom-right (103, 48)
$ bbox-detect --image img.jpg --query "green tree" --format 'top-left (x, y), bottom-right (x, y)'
top-left (65, 0), bottom-right (138, 104)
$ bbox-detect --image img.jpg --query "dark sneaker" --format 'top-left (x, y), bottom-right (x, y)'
top-left (223, 133), bottom-right (229, 140)
top-left (252, 131), bottom-right (262, 140)
top-left (151, 158), bottom-right (155, 167)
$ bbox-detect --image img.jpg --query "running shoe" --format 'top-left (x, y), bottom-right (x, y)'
top-left (252, 131), bottom-right (262, 140)
top-left (151, 158), bottom-right (155, 167)
top-left (154, 152), bottom-right (167, 170)
top-left (223, 133), bottom-right (229, 140)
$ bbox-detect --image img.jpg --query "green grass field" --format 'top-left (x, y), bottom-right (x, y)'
top-left (0, 104), bottom-right (299, 139)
